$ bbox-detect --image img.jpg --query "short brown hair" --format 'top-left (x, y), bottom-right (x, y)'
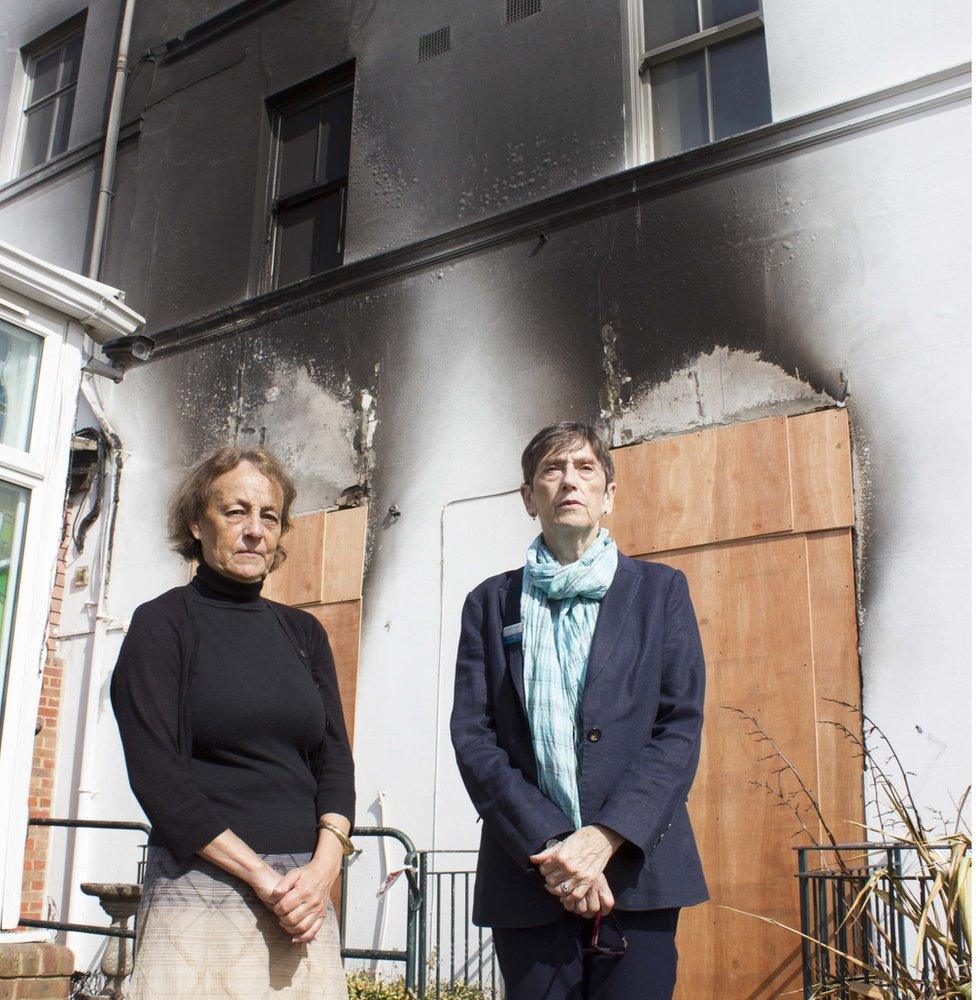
top-left (168, 446), bottom-right (298, 569)
top-left (520, 421), bottom-right (614, 486)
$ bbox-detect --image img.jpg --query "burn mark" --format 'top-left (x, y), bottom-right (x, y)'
top-left (598, 323), bottom-right (632, 438)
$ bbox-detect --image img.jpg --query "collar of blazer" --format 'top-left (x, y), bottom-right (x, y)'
top-left (498, 552), bottom-right (639, 713)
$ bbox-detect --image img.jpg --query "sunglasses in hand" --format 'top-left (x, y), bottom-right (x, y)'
top-left (582, 912), bottom-right (628, 957)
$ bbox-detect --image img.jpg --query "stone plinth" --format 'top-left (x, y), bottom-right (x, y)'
top-left (0, 941), bottom-right (74, 999)
top-left (79, 884), bottom-right (141, 1000)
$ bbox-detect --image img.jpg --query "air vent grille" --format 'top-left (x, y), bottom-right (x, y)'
top-left (419, 26), bottom-right (450, 62)
top-left (506, 0), bottom-right (541, 23)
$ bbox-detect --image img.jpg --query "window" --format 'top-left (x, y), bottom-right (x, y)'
top-left (0, 320), bottom-right (43, 452)
top-left (269, 68), bottom-right (354, 288)
top-left (640, 0), bottom-right (771, 158)
top-left (19, 22), bottom-right (84, 175)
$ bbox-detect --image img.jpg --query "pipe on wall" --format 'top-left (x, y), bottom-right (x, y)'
top-left (87, 0), bottom-right (138, 280)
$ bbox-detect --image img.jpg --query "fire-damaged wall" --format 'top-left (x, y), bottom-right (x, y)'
top-left (97, 72), bottom-right (970, 871)
top-left (0, 0), bottom-right (968, 970)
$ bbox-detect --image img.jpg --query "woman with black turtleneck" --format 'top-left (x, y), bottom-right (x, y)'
top-left (111, 447), bottom-right (355, 1000)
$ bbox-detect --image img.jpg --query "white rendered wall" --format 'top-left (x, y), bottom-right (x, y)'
top-left (764, 0), bottom-right (971, 119)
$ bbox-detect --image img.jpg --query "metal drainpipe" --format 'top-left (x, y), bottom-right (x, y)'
top-left (64, 378), bottom-right (125, 951)
top-left (87, 0), bottom-right (138, 280)
top-left (74, 377), bottom-right (123, 809)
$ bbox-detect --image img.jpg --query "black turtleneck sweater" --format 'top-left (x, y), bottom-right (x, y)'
top-left (110, 561), bottom-right (355, 860)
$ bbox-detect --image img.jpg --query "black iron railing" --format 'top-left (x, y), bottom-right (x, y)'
top-left (416, 850), bottom-right (500, 999)
top-left (796, 842), bottom-right (970, 999)
top-left (20, 817), bottom-right (149, 940)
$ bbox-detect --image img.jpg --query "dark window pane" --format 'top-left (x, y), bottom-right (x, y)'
top-left (710, 30), bottom-right (771, 141)
top-left (312, 188), bottom-right (344, 273)
top-left (700, 0), bottom-right (759, 29)
top-left (61, 34), bottom-right (83, 85)
top-left (29, 49), bottom-right (61, 103)
top-left (276, 199), bottom-right (318, 286)
top-left (51, 88), bottom-right (75, 156)
top-left (651, 51), bottom-right (708, 157)
top-left (19, 102), bottom-right (54, 172)
top-left (278, 104), bottom-right (319, 197)
top-left (643, 0), bottom-right (699, 50)
top-left (315, 88), bottom-right (352, 186)
top-left (276, 189), bottom-right (344, 285)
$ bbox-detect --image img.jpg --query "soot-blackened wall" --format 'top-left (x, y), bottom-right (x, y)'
top-left (103, 0), bottom-right (627, 330)
top-left (107, 81), bottom-right (969, 881)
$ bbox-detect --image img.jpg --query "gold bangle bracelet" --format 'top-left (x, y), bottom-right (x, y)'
top-left (318, 820), bottom-right (355, 857)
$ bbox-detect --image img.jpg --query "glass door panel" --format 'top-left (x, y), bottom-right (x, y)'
top-left (0, 480), bottom-right (29, 727)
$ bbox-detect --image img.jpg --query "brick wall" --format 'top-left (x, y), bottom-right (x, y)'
top-left (19, 508), bottom-right (72, 924)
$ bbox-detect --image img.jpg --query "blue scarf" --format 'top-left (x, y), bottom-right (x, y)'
top-left (520, 529), bottom-right (618, 827)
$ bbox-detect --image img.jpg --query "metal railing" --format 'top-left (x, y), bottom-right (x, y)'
top-left (338, 826), bottom-right (423, 990)
top-left (19, 817), bottom-right (149, 941)
top-left (416, 850), bottom-right (500, 999)
top-left (795, 842), bottom-right (971, 999)
top-left (21, 820), bottom-right (500, 998)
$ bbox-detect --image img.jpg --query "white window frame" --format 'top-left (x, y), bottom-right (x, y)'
top-left (0, 243), bottom-right (143, 932)
top-left (625, 0), bottom-right (767, 164)
top-left (15, 24), bottom-right (84, 178)
top-left (0, 299), bottom-right (82, 930)
top-left (0, 296), bottom-right (71, 478)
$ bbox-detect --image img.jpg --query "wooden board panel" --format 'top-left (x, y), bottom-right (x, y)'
top-left (806, 529), bottom-right (864, 842)
top-left (788, 410), bottom-right (855, 534)
top-left (321, 506), bottom-right (368, 604)
top-left (305, 600), bottom-right (361, 746)
top-left (607, 416), bottom-right (793, 556)
top-left (652, 535), bottom-right (819, 1000)
top-left (262, 511), bottom-right (327, 605)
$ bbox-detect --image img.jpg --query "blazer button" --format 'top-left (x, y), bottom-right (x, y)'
top-left (586, 728), bottom-right (602, 743)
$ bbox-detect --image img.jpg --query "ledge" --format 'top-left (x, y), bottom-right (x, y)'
top-left (0, 940), bottom-right (73, 979)
top-left (155, 0), bottom-right (296, 63)
top-left (140, 61), bottom-right (969, 358)
top-left (0, 119), bottom-right (142, 209)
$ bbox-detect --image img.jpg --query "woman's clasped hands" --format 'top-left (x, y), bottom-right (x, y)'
top-left (252, 839), bottom-right (344, 945)
top-left (529, 824), bottom-right (623, 919)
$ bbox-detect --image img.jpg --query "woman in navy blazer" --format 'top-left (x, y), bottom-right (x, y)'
top-left (451, 422), bottom-right (708, 1000)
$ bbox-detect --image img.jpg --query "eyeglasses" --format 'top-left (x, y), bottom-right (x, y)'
top-left (581, 912), bottom-right (628, 957)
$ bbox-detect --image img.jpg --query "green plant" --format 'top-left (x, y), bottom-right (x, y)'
top-left (724, 700), bottom-right (971, 1000)
top-left (346, 972), bottom-right (494, 1000)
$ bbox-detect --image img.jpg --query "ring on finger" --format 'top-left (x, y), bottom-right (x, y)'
top-left (559, 881), bottom-right (572, 895)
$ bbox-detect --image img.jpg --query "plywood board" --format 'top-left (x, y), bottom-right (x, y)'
top-left (305, 600), bottom-right (361, 746)
top-left (788, 409), bottom-right (855, 534)
top-left (262, 511), bottom-right (327, 605)
top-left (607, 416), bottom-right (793, 555)
top-left (652, 535), bottom-right (819, 1000)
top-left (805, 529), bottom-right (864, 842)
top-left (321, 506), bottom-right (368, 604)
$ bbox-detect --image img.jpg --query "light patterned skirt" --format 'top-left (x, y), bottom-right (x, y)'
top-left (130, 847), bottom-right (348, 1000)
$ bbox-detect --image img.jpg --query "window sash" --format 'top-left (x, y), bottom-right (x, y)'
top-left (268, 76), bottom-right (353, 287)
top-left (19, 30), bottom-right (82, 173)
top-left (640, 9), bottom-right (761, 72)
top-left (24, 80), bottom-right (76, 116)
top-left (272, 184), bottom-right (348, 285)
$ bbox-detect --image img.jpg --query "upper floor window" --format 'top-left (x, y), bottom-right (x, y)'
top-left (640, 0), bottom-right (771, 158)
top-left (269, 67), bottom-right (353, 288)
top-left (19, 22), bottom-right (84, 175)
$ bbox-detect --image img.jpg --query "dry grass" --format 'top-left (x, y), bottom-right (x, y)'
top-left (724, 700), bottom-right (971, 1000)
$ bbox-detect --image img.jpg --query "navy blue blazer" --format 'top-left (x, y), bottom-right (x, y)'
top-left (450, 552), bottom-right (709, 928)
